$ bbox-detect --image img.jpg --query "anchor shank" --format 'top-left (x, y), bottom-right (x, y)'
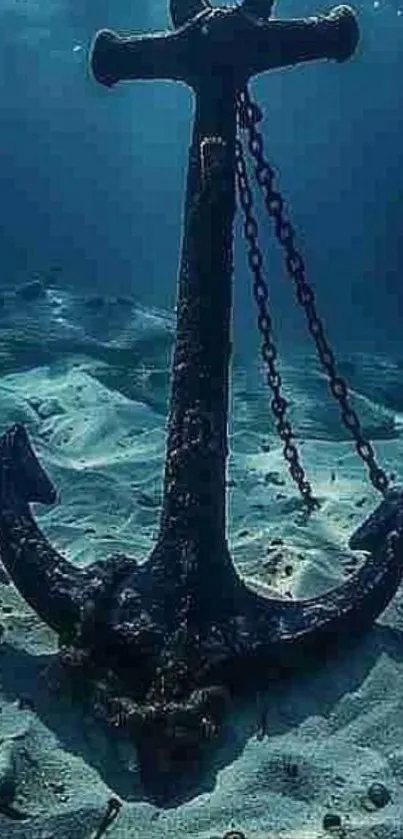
top-left (157, 86), bottom-right (236, 560)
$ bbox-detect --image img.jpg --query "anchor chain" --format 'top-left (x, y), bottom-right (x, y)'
top-left (235, 86), bottom-right (389, 499)
top-left (234, 133), bottom-right (316, 507)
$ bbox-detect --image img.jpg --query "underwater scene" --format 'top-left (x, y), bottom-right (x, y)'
top-left (0, 0), bottom-right (403, 837)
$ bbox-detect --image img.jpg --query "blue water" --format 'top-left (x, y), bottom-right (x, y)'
top-left (0, 0), bottom-right (401, 361)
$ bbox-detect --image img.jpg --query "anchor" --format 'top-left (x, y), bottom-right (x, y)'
top-left (1, 0), bottom-right (403, 804)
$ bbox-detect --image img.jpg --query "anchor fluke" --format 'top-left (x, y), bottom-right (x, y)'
top-left (0, 423), bottom-right (57, 513)
top-left (0, 424), bottom-right (136, 637)
top-left (349, 487), bottom-right (403, 553)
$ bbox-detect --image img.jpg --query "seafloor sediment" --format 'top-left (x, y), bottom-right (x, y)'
top-left (0, 281), bottom-right (403, 838)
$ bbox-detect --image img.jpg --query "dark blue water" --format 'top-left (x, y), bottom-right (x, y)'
top-left (0, 1), bottom-right (402, 360)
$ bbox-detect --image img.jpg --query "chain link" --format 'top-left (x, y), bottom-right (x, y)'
top-left (236, 86), bottom-right (389, 498)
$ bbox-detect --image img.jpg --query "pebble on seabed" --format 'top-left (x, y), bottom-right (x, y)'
top-left (322, 811), bottom-right (342, 831)
top-left (365, 781), bottom-right (391, 809)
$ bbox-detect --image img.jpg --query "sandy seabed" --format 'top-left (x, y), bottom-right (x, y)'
top-left (1, 280), bottom-right (403, 838)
